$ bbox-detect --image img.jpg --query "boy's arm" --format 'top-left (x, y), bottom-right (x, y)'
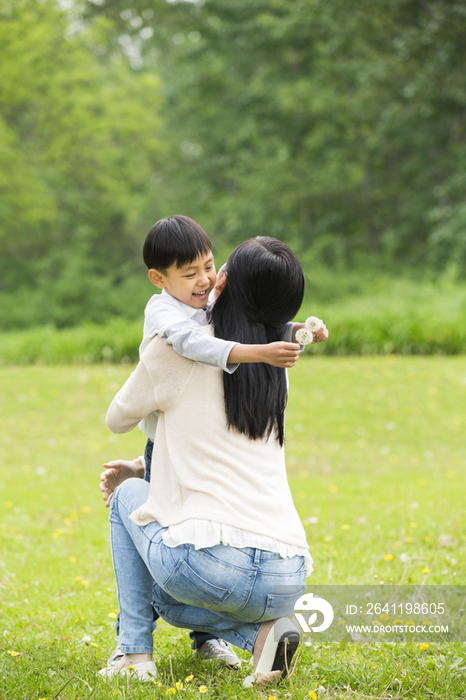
top-left (161, 320), bottom-right (301, 370)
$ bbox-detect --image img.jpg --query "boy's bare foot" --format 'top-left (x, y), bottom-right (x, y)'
top-left (100, 458), bottom-right (144, 506)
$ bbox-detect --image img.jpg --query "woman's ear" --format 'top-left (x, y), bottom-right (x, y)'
top-left (148, 268), bottom-right (166, 289)
top-left (213, 266), bottom-right (227, 299)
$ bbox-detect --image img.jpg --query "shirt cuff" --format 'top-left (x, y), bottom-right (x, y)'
top-left (219, 341), bottom-right (239, 373)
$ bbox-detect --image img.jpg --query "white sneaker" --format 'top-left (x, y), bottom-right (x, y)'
top-left (99, 660), bottom-right (157, 682)
top-left (196, 638), bottom-right (241, 668)
top-left (106, 638), bottom-right (124, 668)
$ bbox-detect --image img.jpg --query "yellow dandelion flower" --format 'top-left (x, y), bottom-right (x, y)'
top-left (70, 510), bottom-right (78, 521)
top-left (5, 501), bottom-right (13, 509)
top-left (81, 579), bottom-right (89, 586)
top-left (127, 665), bottom-right (135, 671)
top-left (329, 485), bottom-right (338, 493)
top-left (82, 506), bottom-right (91, 514)
top-left (338, 620), bottom-right (344, 625)
top-left (393, 619), bottom-right (403, 624)
top-left (384, 554), bottom-right (393, 561)
top-left (405, 536), bottom-right (413, 543)
top-left (410, 523), bottom-right (417, 529)
top-left (332, 550), bottom-right (338, 556)
top-left (108, 611), bottom-right (118, 619)
top-left (75, 576), bottom-right (82, 582)
top-left (199, 686), bottom-right (208, 693)
top-left (420, 643), bottom-right (429, 651)
top-left (341, 524), bottom-right (350, 530)
top-left (69, 556), bottom-right (76, 563)
top-left (324, 535), bottom-right (333, 542)
top-left (52, 529), bottom-right (63, 539)
top-left (166, 688), bottom-right (176, 695)
top-left (422, 568), bottom-right (430, 574)
top-left (185, 674), bottom-right (194, 682)
top-left (91, 642), bottom-right (98, 647)
top-left (405, 620), bottom-right (415, 626)
top-left (309, 693), bottom-right (318, 700)
top-left (81, 616), bottom-right (85, 620)
top-left (175, 682), bottom-right (184, 690)
top-left (324, 544), bottom-right (330, 549)
top-left (63, 517), bottom-right (72, 526)
top-left (380, 615), bottom-right (389, 621)
top-left (7, 650), bottom-right (20, 656)
top-left (446, 470), bottom-right (455, 479)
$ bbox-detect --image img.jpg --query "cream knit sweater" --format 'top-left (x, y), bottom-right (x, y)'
top-left (106, 330), bottom-right (310, 552)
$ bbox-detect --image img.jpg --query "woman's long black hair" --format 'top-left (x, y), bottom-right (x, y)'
top-left (211, 237), bottom-right (305, 446)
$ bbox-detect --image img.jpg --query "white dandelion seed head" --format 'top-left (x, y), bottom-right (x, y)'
top-left (305, 316), bottom-right (323, 333)
top-left (295, 328), bottom-right (314, 345)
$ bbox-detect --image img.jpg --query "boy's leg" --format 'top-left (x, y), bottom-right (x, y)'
top-left (189, 631), bottom-right (217, 648)
top-left (143, 437), bottom-right (153, 483)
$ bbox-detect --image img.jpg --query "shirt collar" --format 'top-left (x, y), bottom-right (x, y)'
top-left (161, 289), bottom-right (207, 319)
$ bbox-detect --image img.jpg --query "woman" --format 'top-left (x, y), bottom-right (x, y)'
top-left (102, 237), bottom-right (313, 688)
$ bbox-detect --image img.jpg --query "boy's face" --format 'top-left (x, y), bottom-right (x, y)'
top-left (149, 251), bottom-right (217, 309)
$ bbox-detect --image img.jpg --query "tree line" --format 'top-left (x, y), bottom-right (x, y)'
top-left (1, 0), bottom-right (465, 329)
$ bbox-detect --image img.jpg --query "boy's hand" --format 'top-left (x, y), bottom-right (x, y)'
top-left (260, 341), bottom-right (301, 368)
top-left (99, 458), bottom-right (144, 507)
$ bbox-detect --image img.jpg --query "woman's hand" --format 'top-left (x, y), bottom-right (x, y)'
top-left (99, 458), bottom-right (145, 507)
top-left (312, 323), bottom-right (329, 343)
top-left (292, 322), bottom-right (329, 344)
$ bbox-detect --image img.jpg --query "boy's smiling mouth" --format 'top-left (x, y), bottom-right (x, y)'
top-left (192, 288), bottom-right (210, 300)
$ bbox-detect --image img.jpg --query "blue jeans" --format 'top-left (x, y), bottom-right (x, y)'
top-left (144, 438), bottom-right (215, 648)
top-left (109, 478), bottom-right (306, 655)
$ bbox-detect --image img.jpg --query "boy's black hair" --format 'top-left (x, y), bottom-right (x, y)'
top-left (211, 236), bottom-right (305, 447)
top-left (143, 215), bottom-right (212, 271)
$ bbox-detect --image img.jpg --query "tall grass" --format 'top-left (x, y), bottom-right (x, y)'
top-left (1, 275), bottom-right (466, 364)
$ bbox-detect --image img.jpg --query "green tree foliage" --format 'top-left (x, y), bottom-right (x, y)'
top-left (2, 1), bottom-right (466, 331)
top-left (86, 0), bottom-right (466, 267)
top-left (0, 0), bottom-right (164, 328)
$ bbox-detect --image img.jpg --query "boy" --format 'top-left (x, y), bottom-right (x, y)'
top-left (101, 216), bottom-right (328, 669)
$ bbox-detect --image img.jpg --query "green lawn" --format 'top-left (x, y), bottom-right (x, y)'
top-left (1, 357), bottom-right (465, 699)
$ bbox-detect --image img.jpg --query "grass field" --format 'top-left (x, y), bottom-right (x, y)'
top-left (1, 356), bottom-right (466, 699)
